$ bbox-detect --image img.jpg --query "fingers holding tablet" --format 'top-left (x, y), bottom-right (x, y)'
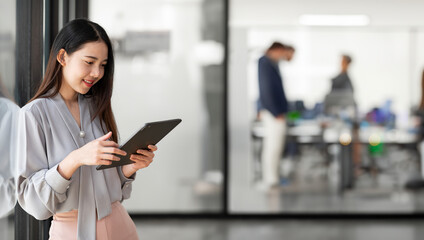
top-left (147, 145), bottom-right (158, 152)
top-left (129, 145), bottom-right (158, 169)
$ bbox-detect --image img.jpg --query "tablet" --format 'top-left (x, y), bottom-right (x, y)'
top-left (96, 118), bottom-right (182, 170)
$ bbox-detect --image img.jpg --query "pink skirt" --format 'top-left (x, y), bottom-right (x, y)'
top-left (49, 201), bottom-right (139, 240)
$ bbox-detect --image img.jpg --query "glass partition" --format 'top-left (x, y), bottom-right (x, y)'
top-left (90, 0), bottom-right (226, 213)
top-left (229, 1), bottom-right (424, 214)
top-left (0, 0), bottom-right (17, 238)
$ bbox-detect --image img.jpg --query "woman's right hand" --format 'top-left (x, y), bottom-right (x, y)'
top-left (58, 132), bottom-right (126, 180)
top-left (74, 131), bottom-right (127, 167)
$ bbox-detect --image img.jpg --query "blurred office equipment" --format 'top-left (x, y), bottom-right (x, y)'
top-left (324, 91), bottom-right (356, 119)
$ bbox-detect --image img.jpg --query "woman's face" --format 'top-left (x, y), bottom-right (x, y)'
top-left (59, 41), bottom-right (108, 95)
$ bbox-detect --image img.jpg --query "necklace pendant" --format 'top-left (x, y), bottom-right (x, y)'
top-left (79, 130), bottom-right (86, 138)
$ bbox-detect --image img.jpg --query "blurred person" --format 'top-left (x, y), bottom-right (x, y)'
top-left (331, 54), bottom-right (354, 92)
top-left (406, 69), bottom-right (424, 190)
top-left (256, 45), bottom-right (295, 118)
top-left (15, 19), bottom-right (158, 240)
top-left (419, 69), bottom-right (424, 112)
top-left (258, 42), bottom-right (294, 187)
top-left (327, 54), bottom-right (359, 179)
top-left (412, 69), bottom-right (424, 138)
top-left (285, 45), bottom-right (295, 61)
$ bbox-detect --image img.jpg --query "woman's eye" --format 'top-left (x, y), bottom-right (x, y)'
top-left (101, 64), bottom-right (106, 68)
top-left (85, 61), bottom-right (93, 65)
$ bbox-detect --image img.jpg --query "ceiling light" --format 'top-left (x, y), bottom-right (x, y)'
top-left (299, 14), bottom-right (370, 26)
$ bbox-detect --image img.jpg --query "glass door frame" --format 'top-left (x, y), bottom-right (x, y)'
top-left (14, 0), bottom-right (88, 239)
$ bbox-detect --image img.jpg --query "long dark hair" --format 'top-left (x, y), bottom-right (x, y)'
top-left (30, 19), bottom-right (118, 142)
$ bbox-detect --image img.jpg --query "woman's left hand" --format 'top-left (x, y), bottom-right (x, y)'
top-left (122, 145), bottom-right (158, 178)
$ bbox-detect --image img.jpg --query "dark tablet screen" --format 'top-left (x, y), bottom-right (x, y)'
top-left (96, 118), bottom-right (182, 170)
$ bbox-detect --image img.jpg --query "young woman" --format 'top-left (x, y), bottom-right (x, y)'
top-left (16, 19), bottom-right (156, 240)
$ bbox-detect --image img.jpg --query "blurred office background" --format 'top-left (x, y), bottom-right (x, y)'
top-left (229, 0), bottom-right (424, 214)
top-left (3, 0), bottom-right (424, 239)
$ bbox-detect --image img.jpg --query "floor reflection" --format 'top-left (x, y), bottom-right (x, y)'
top-left (134, 219), bottom-right (424, 240)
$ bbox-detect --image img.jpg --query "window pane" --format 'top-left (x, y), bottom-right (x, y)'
top-left (90, 0), bottom-right (226, 213)
top-left (0, 0), bottom-right (17, 238)
top-left (229, 1), bottom-right (424, 214)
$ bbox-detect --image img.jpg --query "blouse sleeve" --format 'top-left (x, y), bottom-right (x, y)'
top-left (117, 166), bottom-right (135, 200)
top-left (15, 108), bottom-right (72, 220)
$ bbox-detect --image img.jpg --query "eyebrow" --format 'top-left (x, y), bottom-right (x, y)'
top-left (84, 56), bottom-right (108, 62)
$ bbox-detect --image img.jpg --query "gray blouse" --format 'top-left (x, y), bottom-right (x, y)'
top-left (16, 93), bottom-right (135, 240)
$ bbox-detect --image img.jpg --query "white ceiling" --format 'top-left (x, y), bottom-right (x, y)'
top-left (230, 0), bottom-right (424, 27)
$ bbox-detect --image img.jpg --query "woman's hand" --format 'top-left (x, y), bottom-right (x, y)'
top-left (74, 131), bottom-right (126, 167)
top-left (122, 145), bottom-right (158, 178)
top-left (58, 132), bottom-right (126, 180)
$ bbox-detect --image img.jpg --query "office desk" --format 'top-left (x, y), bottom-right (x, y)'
top-left (252, 119), bottom-right (420, 193)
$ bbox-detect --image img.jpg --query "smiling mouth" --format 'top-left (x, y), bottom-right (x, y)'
top-left (83, 79), bottom-right (94, 84)
top-left (82, 79), bottom-right (95, 87)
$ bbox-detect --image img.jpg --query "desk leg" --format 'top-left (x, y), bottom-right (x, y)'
top-left (340, 143), bottom-right (354, 193)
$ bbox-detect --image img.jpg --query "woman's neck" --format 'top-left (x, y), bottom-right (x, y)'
top-left (59, 83), bottom-right (78, 104)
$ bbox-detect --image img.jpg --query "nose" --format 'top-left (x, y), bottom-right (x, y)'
top-left (90, 66), bottom-right (102, 79)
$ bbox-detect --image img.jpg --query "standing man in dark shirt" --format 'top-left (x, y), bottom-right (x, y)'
top-left (331, 55), bottom-right (354, 92)
top-left (258, 42), bottom-right (295, 187)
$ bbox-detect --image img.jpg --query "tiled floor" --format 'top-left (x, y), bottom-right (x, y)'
top-left (134, 219), bottom-right (424, 240)
top-left (229, 141), bottom-right (424, 214)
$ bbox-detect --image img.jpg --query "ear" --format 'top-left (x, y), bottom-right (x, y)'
top-left (57, 49), bottom-right (67, 67)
